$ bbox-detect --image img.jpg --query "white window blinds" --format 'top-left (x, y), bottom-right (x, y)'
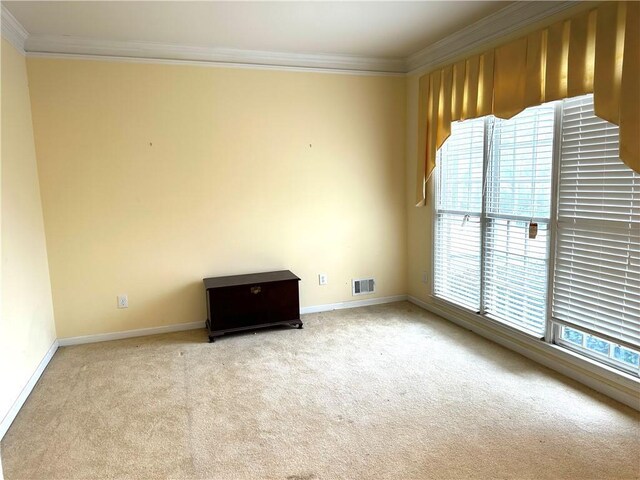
top-left (552, 95), bottom-right (640, 350)
top-left (483, 106), bottom-right (555, 336)
top-left (434, 118), bottom-right (484, 311)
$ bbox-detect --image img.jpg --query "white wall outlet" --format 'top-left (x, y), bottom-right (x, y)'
top-left (117, 295), bottom-right (128, 308)
top-left (318, 274), bottom-right (328, 286)
top-left (422, 271), bottom-right (429, 284)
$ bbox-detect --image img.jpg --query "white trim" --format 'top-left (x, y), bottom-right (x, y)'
top-left (301, 295), bottom-right (407, 315)
top-left (25, 34), bottom-right (405, 74)
top-left (57, 296), bottom-right (408, 345)
top-left (6, 1), bottom-right (575, 75)
top-left (58, 321), bottom-right (205, 346)
top-left (545, 102), bottom-right (564, 343)
top-left (0, 340), bottom-right (59, 440)
top-left (2, 296), bottom-right (636, 445)
top-left (408, 295), bottom-right (640, 411)
top-left (406, 1), bottom-right (575, 74)
top-left (23, 51), bottom-right (405, 77)
top-left (1, 4), bottom-right (28, 54)
top-left (1, 297), bottom-right (405, 437)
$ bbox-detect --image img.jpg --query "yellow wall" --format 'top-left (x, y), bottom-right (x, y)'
top-left (405, 73), bottom-right (432, 303)
top-left (0, 40), bottom-right (56, 423)
top-left (26, 58), bottom-right (407, 338)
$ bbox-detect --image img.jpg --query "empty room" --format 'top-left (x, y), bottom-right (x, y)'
top-left (1, 1), bottom-right (639, 479)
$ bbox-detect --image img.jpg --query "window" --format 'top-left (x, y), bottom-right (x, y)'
top-left (558, 326), bottom-right (640, 374)
top-left (552, 95), bottom-right (640, 374)
top-left (434, 118), bottom-right (484, 311)
top-left (483, 105), bottom-right (555, 335)
top-left (434, 94), bottom-right (640, 376)
top-left (434, 107), bottom-right (554, 336)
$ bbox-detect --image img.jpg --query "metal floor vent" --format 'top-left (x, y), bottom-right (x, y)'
top-left (352, 278), bottom-right (375, 296)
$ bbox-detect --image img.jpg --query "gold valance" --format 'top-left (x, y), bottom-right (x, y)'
top-left (416, 1), bottom-right (639, 206)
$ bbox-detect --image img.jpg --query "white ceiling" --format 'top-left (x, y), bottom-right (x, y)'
top-left (2, 1), bottom-right (575, 73)
top-left (5, 1), bottom-right (509, 58)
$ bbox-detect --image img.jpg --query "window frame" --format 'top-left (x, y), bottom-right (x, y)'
top-left (433, 106), bottom-right (559, 338)
top-left (432, 116), bottom-right (485, 312)
top-left (545, 105), bottom-right (563, 344)
top-left (430, 97), bottom-right (639, 378)
top-left (555, 327), bottom-right (640, 376)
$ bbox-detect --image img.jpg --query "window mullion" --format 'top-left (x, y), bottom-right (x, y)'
top-left (478, 116), bottom-right (492, 315)
top-left (545, 102), bottom-right (563, 343)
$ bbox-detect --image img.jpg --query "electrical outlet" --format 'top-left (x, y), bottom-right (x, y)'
top-left (422, 271), bottom-right (428, 284)
top-left (117, 295), bottom-right (128, 308)
top-left (318, 274), bottom-right (328, 285)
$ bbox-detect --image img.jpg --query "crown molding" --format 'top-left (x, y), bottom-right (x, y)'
top-left (25, 34), bottom-right (406, 74)
top-left (25, 51), bottom-right (406, 77)
top-left (6, 1), bottom-right (578, 75)
top-left (406, 1), bottom-right (577, 74)
top-left (1, 4), bottom-right (28, 54)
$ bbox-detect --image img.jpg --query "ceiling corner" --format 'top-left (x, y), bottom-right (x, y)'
top-left (406, 0), bottom-right (577, 74)
top-left (1, 4), bottom-right (29, 54)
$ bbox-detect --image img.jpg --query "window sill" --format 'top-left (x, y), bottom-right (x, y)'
top-left (408, 294), bottom-right (640, 411)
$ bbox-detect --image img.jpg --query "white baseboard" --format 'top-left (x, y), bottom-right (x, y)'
top-left (0, 339), bottom-right (59, 440)
top-left (407, 296), bottom-right (640, 411)
top-left (58, 321), bottom-right (205, 346)
top-left (56, 296), bottom-right (408, 346)
top-left (1, 297), bottom-right (406, 444)
top-left (49, 293), bottom-right (640, 408)
top-left (300, 294), bottom-right (407, 314)
top-left (2, 296), bottom-right (636, 447)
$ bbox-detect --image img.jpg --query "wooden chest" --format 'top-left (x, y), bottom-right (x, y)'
top-left (203, 270), bottom-right (302, 342)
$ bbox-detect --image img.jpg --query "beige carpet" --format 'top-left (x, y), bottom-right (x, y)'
top-left (2, 302), bottom-right (639, 480)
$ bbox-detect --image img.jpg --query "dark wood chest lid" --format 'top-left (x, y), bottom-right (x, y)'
top-left (203, 270), bottom-right (300, 290)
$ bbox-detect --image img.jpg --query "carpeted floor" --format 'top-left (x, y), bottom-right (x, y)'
top-left (1, 302), bottom-right (639, 480)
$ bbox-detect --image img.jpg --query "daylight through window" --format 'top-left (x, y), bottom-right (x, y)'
top-left (433, 94), bottom-right (640, 375)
